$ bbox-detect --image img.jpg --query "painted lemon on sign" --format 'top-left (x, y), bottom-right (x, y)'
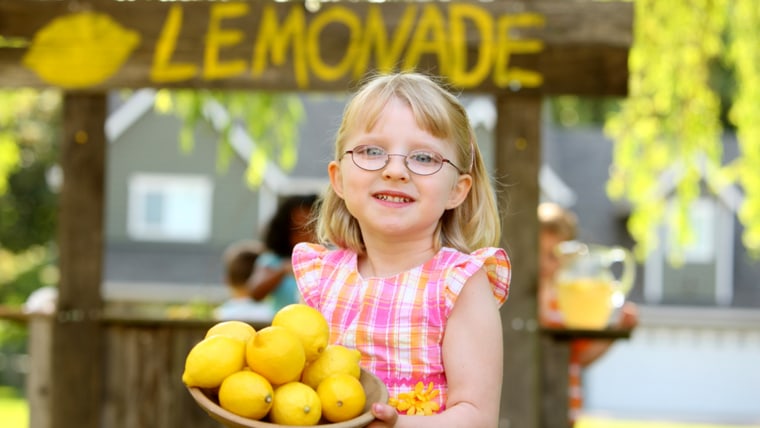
top-left (23, 11), bottom-right (140, 88)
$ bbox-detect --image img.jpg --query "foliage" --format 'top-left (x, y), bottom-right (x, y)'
top-left (725, 0), bottom-right (760, 255)
top-left (0, 90), bottom-right (60, 253)
top-left (153, 89), bottom-right (305, 187)
top-left (603, 0), bottom-right (760, 259)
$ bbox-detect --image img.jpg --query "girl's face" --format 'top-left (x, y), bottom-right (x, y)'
top-left (328, 97), bottom-right (472, 245)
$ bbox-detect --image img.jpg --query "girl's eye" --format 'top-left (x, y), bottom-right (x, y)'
top-left (360, 145), bottom-right (386, 157)
top-left (409, 151), bottom-right (439, 165)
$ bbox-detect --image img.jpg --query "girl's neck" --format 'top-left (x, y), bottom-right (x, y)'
top-left (358, 236), bottom-right (437, 278)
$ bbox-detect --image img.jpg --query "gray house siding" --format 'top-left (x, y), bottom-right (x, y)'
top-left (104, 99), bottom-right (262, 301)
top-left (106, 112), bottom-right (261, 245)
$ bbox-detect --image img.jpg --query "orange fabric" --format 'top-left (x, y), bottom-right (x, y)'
top-left (546, 294), bottom-right (587, 425)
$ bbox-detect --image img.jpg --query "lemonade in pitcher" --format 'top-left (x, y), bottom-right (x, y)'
top-left (554, 241), bottom-right (634, 329)
top-left (556, 278), bottom-right (616, 329)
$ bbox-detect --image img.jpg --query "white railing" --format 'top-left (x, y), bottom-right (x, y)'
top-left (584, 306), bottom-right (760, 423)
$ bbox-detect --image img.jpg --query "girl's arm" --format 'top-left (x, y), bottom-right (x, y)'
top-left (248, 259), bottom-right (292, 301)
top-left (369, 269), bottom-right (504, 428)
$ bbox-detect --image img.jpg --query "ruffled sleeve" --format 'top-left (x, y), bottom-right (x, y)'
top-left (443, 247), bottom-right (510, 309)
top-left (292, 242), bottom-right (329, 308)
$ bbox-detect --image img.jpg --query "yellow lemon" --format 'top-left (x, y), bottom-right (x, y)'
top-left (246, 326), bottom-right (305, 385)
top-left (317, 373), bottom-right (366, 423)
top-left (181, 335), bottom-right (245, 388)
top-left (271, 304), bottom-right (329, 362)
top-left (270, 382), bottom-right (321, 426)
top-left (301, 344), bottom-right (361, 389)
top-left (206, 320), bottom-right (256, 344)
top-left (22, 11), bottom-right (140, 88)
top-left (218, 370), bottom-right (273, 420)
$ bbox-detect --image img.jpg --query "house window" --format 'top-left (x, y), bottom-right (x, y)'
top-left (645, 196), bottom-right (734, 306)
top-left (127, 173), bottom-right (213, 242)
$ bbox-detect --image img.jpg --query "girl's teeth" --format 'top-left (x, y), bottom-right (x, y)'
top-left (377, 194), bottom-right (410, 203)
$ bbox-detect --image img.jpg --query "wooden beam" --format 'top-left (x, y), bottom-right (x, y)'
top-left (495, 94), bottom-right (542, 427)
top-left (51, 93), bottom-right (107, 428)
top-left (0, 0), bottom-right (631, 95)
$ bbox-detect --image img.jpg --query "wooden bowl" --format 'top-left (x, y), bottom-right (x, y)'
top-left (187, 369), bottom-right (388, 428)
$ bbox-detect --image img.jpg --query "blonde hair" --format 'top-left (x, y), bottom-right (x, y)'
top-left (537, 202), bottom-right (578, 241)
top-left (316, 72), bottom-right (501, 254)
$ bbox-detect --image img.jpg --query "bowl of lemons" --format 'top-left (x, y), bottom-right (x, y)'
top-left (187, 367), bottom-right (388, 428)
top-left (183, 306), bottom-right (388, 428)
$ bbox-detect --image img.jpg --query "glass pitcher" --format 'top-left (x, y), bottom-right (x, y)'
top-left (553, 241), bottom-right (635, 329)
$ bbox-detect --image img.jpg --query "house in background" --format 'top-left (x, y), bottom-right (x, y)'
top-left (102, 90), bottom-right (337, 312)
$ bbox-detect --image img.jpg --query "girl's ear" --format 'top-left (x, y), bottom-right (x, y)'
top-left (327, 161), bottom-right (344, 198)
top-left (446, 174), bottom-right (472, 209)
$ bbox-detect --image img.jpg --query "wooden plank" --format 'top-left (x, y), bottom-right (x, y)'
top-left (101, 324), bottom-right (224, 428)
top-left (0, 0), bottom-right (630, 94)
top-left (495, 94), bottom-right (542, 427)
top-left (50, 93), bottom-right (106, 428)
top-left (27, 316), bottom-right (53, 428)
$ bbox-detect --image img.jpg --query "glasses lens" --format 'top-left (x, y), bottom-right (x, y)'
top-left (351, 145), bottom-right (387, 171)
top-left (406, 150), bottom-right (443, 175)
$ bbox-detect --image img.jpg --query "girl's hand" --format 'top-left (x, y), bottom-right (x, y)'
top-left (366, 402), bottom-right (398, 427)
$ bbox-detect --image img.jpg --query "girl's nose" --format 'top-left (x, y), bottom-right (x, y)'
top-left (382, 155), bottom-right (410, 181)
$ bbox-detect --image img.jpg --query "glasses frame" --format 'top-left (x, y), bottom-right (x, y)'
top-left (342, 145), bottom-right (466, 176)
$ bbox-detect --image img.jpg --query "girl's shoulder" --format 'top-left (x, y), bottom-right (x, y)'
top-left (292, 242), bottom-right (355, 274)
top-left (436, 246), bottom-right (510, 270)
top-left (437, 246), bottom-right (511, 306)
top-left (293, 242), bottom-right (353, 261)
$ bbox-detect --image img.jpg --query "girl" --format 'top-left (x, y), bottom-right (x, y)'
top-left (249, 194), bottom-right (317, 312)
top-left (293, 72), bottom-right (510, 427)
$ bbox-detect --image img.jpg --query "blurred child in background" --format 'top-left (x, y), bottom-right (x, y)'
top-left (249, 194), bottom-right (318, 311)
top-left (215, 240), bottom-right (273, 321)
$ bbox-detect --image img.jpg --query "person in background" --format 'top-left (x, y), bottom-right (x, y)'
top-left (293, 72), bottom-right (510, 427)
top-left (249, 194), bottom-right (318, 312)
top-left (215, 240), bottom-right (274, 321)
top-left (537, 202), bottom-right (638, 425)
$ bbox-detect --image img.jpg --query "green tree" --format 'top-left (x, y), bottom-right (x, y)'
top-left (604, 0), bottom-right (760, 259)
top-left (0, 90), bottom-right (60, 253)
top-left (152, 89), bottom-right (304, 187)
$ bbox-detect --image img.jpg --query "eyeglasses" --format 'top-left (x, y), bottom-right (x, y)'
top-left (342, 145), bottom-right (465, 176)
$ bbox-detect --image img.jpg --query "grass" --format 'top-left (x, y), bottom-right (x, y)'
top-left (0, 394), bottom-right (28, 428)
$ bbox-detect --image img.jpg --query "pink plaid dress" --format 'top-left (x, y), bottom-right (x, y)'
top-left (292, 243), bottom-right (510, 412)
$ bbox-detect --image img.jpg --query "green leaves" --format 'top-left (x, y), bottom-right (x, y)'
top-left (604, 0), bottom-right (734, 259)
top-left (726, 0), bottom-right (760, 256)
top-left (156, 90), bottom-right (304, 188)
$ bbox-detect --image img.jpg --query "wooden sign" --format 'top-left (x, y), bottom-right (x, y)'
top-left (0, 0), bottom-right (631, 94)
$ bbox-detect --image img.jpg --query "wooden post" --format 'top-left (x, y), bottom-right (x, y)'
top-left (541, 335), bottom-right (571, 428)
top-left (51, 93), bottom-right (107, 428)
top-left (495, 94), bottom-right (542, 427)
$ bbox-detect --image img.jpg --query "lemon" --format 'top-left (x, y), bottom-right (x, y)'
top-left (272, 304), bottom-right (329, 362)
top-left (270, 382), bottom-right (322, 426)
top-left (181, 335), bottom-right (245, 388)
top-left (317, 373), bottom-right (366, 423)
top-left (246, 326), bottom-right (305, 385)
top-left (22, 12), bottom-right (140, 88)
top-left (206, 320), bottom-right (256, 344)
top-left (218, 370), bottom-right (273, 420)
top-left (301, 344), bottom-right (361, 389)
